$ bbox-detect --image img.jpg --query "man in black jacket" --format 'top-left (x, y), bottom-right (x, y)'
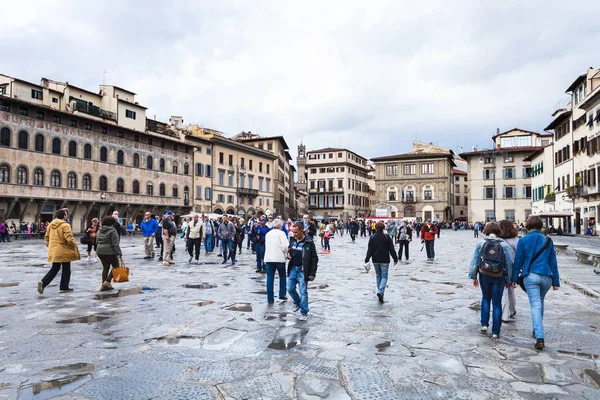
top-left (349, 218), bottom-right (359, 242)
top-left (287, 222), bottom-right (318, 321)
top-left (365, 221), bottom-right (398, 303)
top-left (397, 220), bottom-right (413, 262)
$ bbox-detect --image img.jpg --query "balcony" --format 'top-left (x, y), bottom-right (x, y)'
top-left (73, 101), bottom-right (116, 121)
top-left (403, 196), bottom-right (416, 204)
top-left (544, 193), bottom-right (555, 203)
top-left (237, 188), bottom-right (259, 198)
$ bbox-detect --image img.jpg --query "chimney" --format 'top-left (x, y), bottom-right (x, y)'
top-left (472, 146), bottom-right (477, 152)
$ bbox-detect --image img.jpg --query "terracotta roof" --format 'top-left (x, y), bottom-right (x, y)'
top-left (459, 146), bottom-right (543, 158)
top-left (452, 169), bottom-right (467, 175)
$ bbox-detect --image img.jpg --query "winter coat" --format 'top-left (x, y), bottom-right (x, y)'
top-left (420, 223), bottom-right (438, 241)
top-left (287, 235), bottom-right (319, 281)
top-left (96, 226), bottom-right (122, 256)
top-left (365, 231), bottom-right (398, 264)
top-left (45, 219), bottom-right (81, 262)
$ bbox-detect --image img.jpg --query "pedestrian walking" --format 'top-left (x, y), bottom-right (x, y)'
top-left (96, 216), bottom-right (122, 291)
top-left (232, 218), bottom-right (246, 256)
top-left (85, 218), bottom-right (100, 262)
top-left (468, 222), bottom-right (513, 339)
top-left (186, 214), bottom-right (203, 263)
top-left (0, 221), bottom-right (7, 242)
top-left (473, 222), bottom-right (480, 238)
top-left (140, 212), bottom-right (158, 259)
top-left (397, 220), bottom-right (412, 261)
top-left (37, 209), bottom-right (80, 294)
top-left (498, 220), bottom-right (519, 322)
top-left (217, 215), bottom-right (236, 265)
top-left (349, 218), bottom-right (359, 242)
top-left (323, 229), bottom-right (331, 254)
top-left (254, 217), bottom-right (270, 272)
top-left (287, 222), bottom-right (319, 321)
top-left (203, 215), bottom-right (215, 255)
top-left (112, 211), bottom-right (123, 240)
top-left (365, 221), bottom-right (398, 303)
top-left (512, 216), bottom-right (560, 350)
top-left (264, 219), bottom-right (289, 304)
top-left (387, 221), bottom-right (397, 243)
top-left (162, 211), bottom-right (177, 266)
top-left (420, 219), bottom-right (438, 262)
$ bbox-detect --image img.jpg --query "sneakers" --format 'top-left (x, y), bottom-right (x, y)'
top-left (169, 261), bottom-right (176, 265)
top-left (232, 260), bottom-right (236, 265)
top-left (535, 338), bottom-right (545, 350)
top-left (222, 260), bottom-right (227, 264)
top-left (255, 269), bottom-right (262, 273)
top-left (189, 256), bottom-right (193, 262)
top-left (59, 288), bottom-right (74, 293)
top-left (158, 257), bottom-right (163, 262)
top-left (144, 256), bottom-right (152, 259)
top-left (279, 296), bottom-right (288, 300)
top-left (480, 326), bottom-right (488, 334)
top-left (298, 313), bottom-right (309, 321)
top-left (37, 281), bottom-right (44, 294)
top-left (377, 293), bottom-right (384, 303)
top-left (293, 304), bottom-right (300, 312)
top-left (87, 256), bottom-right (91, 262)
top-left (491, 334), bottom-right (499, 339)
top-left (217, 254), bottom-right (222, 257)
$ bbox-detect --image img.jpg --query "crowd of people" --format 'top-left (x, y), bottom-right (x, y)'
top-left (0, 220), bottom-right (50, 241)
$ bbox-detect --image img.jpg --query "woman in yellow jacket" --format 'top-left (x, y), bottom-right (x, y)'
top-left (37, 209), bottom-right (80, 294)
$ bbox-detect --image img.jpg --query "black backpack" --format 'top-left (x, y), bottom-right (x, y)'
top-left (478, 239), bottom-right (505, 274)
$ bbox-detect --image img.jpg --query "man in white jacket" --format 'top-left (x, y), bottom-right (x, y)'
top-left (264, 219), bottom-right (289, 303)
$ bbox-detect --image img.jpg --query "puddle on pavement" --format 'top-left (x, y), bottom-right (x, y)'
top-left (197, 300), bottom-right (215, 307)
top-left (264, 313), bottom-right (290, 321)
top-left (225, 303), bottom-right (253, 312)
top-left (469, 302), bottom-right (481, 312)
top-left (376, 341), bottom-right (392, 351)
top-left (0, 282), bottom-right (20, 288)
top-left (184, 283), bottom-right (217, 289)
top-left (94, 287), bottom-right (143, 300)
top-left (154, 336), bottom-right (203, 347)
top-left (56, 315), bottom-right (110, 324)
top-left (43, 363), bottom-right (94, 373)
top-left (268, 327), bottom-right (309, 350)
top-left (19, 374), bottom-right (92, 400)
top-left (436, 291), bottom-right (455, 295)
top-left (0, 303), bottom-right (16, 308)
top-left (440, 282), bottom-right (464, 288)
top-left (308, 284), bottom-right (329, 289)
top-left (409, 278), bottom-right (429, 283)
top-left (584, 369), bottom-right (600, 386)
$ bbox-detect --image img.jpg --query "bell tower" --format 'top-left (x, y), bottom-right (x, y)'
top-left (296, 142), bottom-right (307, 191)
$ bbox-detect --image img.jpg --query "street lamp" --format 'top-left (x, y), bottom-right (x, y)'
top-left (479, 148), bottom-right (509, 222)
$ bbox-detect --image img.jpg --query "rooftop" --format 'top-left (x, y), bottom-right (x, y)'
top-left (492, 128), bottom-right (553, 140)
top-left (371, 152), bottom-right (455, 162)
top-left (565, 73), bottom-right (587, 93)
top-left (544, 110), bottom-right (572, 131)
top-left (459, 146), bottom-right (543, 158)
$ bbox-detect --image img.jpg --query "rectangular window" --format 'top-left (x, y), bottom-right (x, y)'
top-left (455, 184), bottom-right (460, 193)
top-left (206, 165), bottom-right (212, 177)
top-left (52, 115), bottom-right (61, 123)
top-left (485, 210), bottom-right (495, 221)
top-left (228, 174), bottom-right (233, 187)
top-left (195, 185), bottom-right (202, 199)
top-left (19, 107), bottom-right (28, 116)
top-left (0, 85), bottom-right (7, 95)
top-left (31, 89), bottom-right (43, 100)
top-left (403, 164), bottom-right (416, 175)
top-left (421, 163), bottom-right (434, 174)
top-left (464, 196), bottom-right (468, 205)
top-left (240, 175), bottom-right (245, 188)
top-left (266, 179), bottom-right (271, 192)
top-left (267, 164), bottom-right (270, 174)
top-left (385, 165), bottom-right (398, 176)
top-left (249, 160), bottom-right (253, 170)
top-left (248, 176), bottom-right (254, 189)
top-left (259, 162), bottom-right (263, 173)
top-left (218, 194), bottom-right (225, 203)
top-left (484, 187), bottom-right (494, 199)
top-left (117, 130), bottom-right (124, 138)
top-left (455, 196), bottom-right (460, 205)
top-left (228, 195), bottom-right (234, 203)
top-left (36, 111), bottom-right (44, 120)
top-left (524, 186), bottom-right (532, 198)
top-left (259, 178), bottom-right (264, 191)
top-left (125, 109), bottom-right (136, 119)
top-left (309, 195), bottom-right (316, 206)
top-left (228, 154), bottom-right (233, 165)
top-left (218, 171), bottom-right (224, 185)
top-left (52, 97), bottom-right (58, 103)
top-left (84, 122), bottom-right (92, 130)
top-left (483, 169), bottom-right (493, 180)
top-left (268, 143), bottom-right (273, 150)
top-left (505, 210), bottom-right (515, 221)
top-left (219, 152), bottom-right (224, 164)
top-left (205, 187), bottom-right (212, 200)
top-left (503, 168), bottom-right (516, 179)
top-left (503, 186), bottom-right (515, 198)
top-left (69, 119), bottom-right (77, 127)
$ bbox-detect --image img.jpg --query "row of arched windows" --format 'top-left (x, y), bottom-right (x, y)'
top-left (0, 128), bottom-right (189, 174)
top-left (0, 163), bottom-right (188, 197)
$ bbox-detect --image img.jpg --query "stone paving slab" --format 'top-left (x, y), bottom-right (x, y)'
top-left (0, 230), bottom-right (599, 399)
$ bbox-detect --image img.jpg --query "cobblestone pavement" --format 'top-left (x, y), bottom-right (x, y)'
top-left (1, 230), bottom-right (599, 399)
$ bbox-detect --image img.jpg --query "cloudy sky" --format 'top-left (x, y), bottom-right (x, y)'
top-left (3, 1), bottom-right (600, 160)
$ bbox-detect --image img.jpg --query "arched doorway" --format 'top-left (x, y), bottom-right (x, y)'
top-left (214, 208), bottom-right (223, 215)
top-left (404, 205), bottom-right (416, 218)
top-left (226, 208), bottom-right (235, 215)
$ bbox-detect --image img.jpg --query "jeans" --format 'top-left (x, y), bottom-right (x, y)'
top-left (373, 263), bottom-right (389, 295)
top-left (188, 238), bottom-right (201, 260)
top-left (479, 273), bottom-right (505, 335)
top-left (350, 232), bottom-right (356, 241)
top-left (41, 262), bottom-right (71, 290)
top-left (204, 234), bottom-right (213, 253)
top-left (266, 262), bottom-right (286, 302)
top-left (246, 233), bottom-right (252, 249)
top-left (255, 243), bottom-right (265, 270)
top-left (474, 230), bottom-right (479, 238)
top-left (215, 235), bottom-right (221, 248)
top-left (221, 238), bottom-right (233, 262)
top-left (97, 254), bottom-right (117, 283)
top-left (287, 266), bottom-right (309, 315)
top-left (398, 240), bottom-right (410, 260)
top-left (324, 238), bottom-right (330, 250)
top-left (425, 240), bottom-right (435, 259)
top-left (524, 273), bottom-right (553, 339)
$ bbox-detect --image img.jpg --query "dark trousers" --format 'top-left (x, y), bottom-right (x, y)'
top-left (398, 240), bottom-right (410, 260)
top-left (187, 238), bottom-right (201, 260)
top-left (41, 262), bottom-right (71, 290)
top-left (350, 232), bottom-right (356, 241)
top-left (98, 254), bottom-right (117, 283)
top-left (425, 240), bottom-right (435, 259)
top-left (232, 239), bottom-right (243, 257)
top-left (155, 234), bottom-right (163, 248)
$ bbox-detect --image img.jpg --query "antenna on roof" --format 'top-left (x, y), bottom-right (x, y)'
top-left (102, 69), bottom-right (109, 86)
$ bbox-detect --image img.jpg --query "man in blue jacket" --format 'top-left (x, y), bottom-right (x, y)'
top-left (287, 222), bottom-right (318, 321)
top-left (140, 212), bottom-right (159, 259)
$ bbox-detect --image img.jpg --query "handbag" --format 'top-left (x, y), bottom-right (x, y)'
top-left (517, 237), bottom-right (551, 292)
top-left (112, 257), bottom-right (130, 283)
top-left (80, 235), bottom-right (89, 245)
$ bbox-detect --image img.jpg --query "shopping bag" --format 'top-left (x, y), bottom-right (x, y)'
top-left (112, 257), bottom-right (130, 283)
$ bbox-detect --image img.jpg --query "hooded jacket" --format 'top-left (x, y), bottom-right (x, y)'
top-left (96, 225), bottom-right (122, 256)
top-left (45, 218), bottom-right (80, 262)
top-left (287, 234), bottom-right (319, 281)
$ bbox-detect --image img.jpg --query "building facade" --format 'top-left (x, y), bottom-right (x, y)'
top-left (525, 146), bottom-right (554, 218)
top-left (0, 74), bottom-right (193, 233)
top-left (460, 128), bottom-right (551, 223)
top-left (371, 145), bottom-right (455, 222)
top-left (451, 169), bottom-right (469, 220)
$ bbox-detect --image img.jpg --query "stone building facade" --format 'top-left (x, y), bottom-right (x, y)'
top-left (0, 74), bottom-right (193, 233)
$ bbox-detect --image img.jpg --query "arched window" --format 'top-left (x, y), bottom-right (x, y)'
top-left (50, 170), bottom-right (61, 187)
top-left (404, 205), bottom-right (416, 218)
top-left (17, 166), bottom-right (28, 184)
top-left (387, 185), bottom-right (398, 202)
top-left (184, 163), bottom-right (189, 175)
top-left (184, 186), bottom-right (189, 204)
top-left (172, 184), bottom-right (179, 198)
top-left (99, 175), bottom-right (108, 191)
top-left (18, 131), bottom-right (28, 149)
top-left (133, 153), bottom-right (140, 167)
top-left (35, 134), bottom-right (45, 152)
top-left (100, 146), bottom-right (107, 162)
top-left (83, 174), bottom-right (92, 190)
top-left (146, 182), bottom-right (154, 196)
top-left (172, 161), bottom-right (178, 174)
top-left (33, 168), bottom-right (44, 186)
top-left (52, 138), bottom-right (61, 155)
top-left (146, 156), bottom-right (153, 170)
top-left (0, 164), bottom-right (11, 183)
top-left (159, 158), bottom-right (165, 172)
top-left (0, 127), bottom-right (10, 147)
top-left (84, 144), bottom-right (92, 159)
top-left (132, 180), bottom-right (140, 194)
top-left (159, 183), bottom-right (166, 196)
top-left (67, 172), bottom-right (77, 189)
top-left (116, 178), bottom-right (125, 193)
top-left (117, 150), bottom-right (124, 165)
top-left (404, 185), bottom-right (416, 202)
top-left (68, 141), bottom-right (77, 157)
